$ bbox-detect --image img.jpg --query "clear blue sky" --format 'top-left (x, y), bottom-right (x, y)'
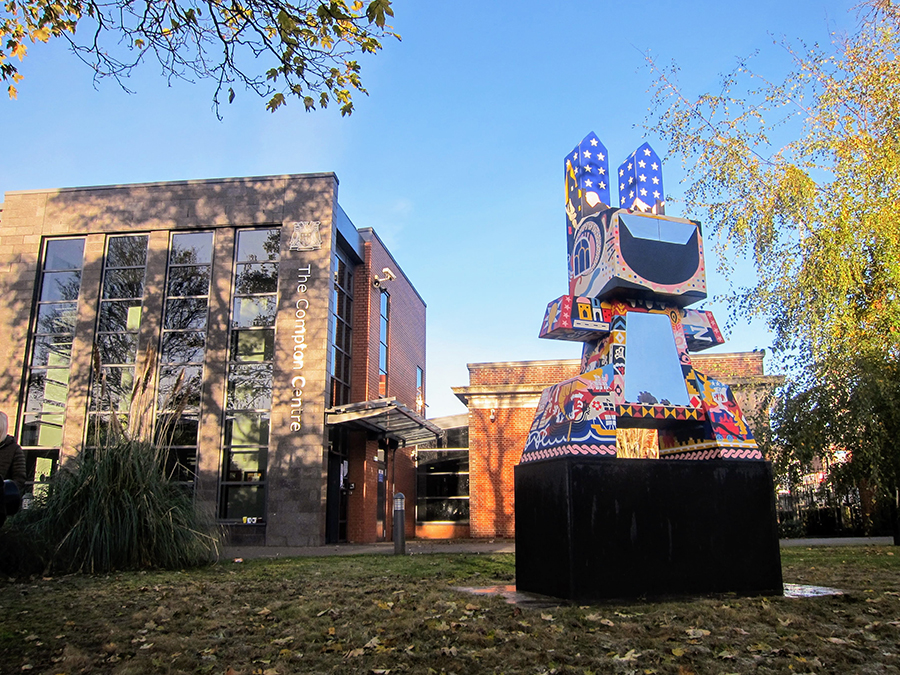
top-left (0, 0), bottom-right (855, 418)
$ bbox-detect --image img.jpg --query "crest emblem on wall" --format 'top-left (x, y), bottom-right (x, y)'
top-left (288, 221), bottom-right (323, 251)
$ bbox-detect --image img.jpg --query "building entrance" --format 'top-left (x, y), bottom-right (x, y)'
top-left (325, 427), bottom-right (349, 543)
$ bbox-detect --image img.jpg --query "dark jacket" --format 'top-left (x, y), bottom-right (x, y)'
top-left (0, 435), bottom-right (26, 494)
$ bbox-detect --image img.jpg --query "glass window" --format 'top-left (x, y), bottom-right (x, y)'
top-left (416, 450), bottom-right (470, 523)
top-left (170, 232), bottom-right (213, 264)
top-left (236, 229), bottom-right (280, 262)
top-left (88, 235), bottom-right (149, 440)
top-left (379, 291), bottom-right (389, 398)
top-left (44, 239), bottom-right (85, 271)
top-left (416, 367), bottom-right (425, 414)
top-left (155, 231), bottom-right (214, 489)
top-left (106, 235), bottom-right (148, 267)
top-left (167, 266), bottom-right (212, 297)
top-left (329, 249), bottom-right (354, 407)
top-left (220, 228), bottom-right (279, 522)
top-left (20, 237), bottom-right (85, 499)
top-left (40, 271), bottom-right (82, 302)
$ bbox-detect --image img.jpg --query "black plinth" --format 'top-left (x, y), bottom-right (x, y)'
top-left (515, 457), bottom-right (783, 601)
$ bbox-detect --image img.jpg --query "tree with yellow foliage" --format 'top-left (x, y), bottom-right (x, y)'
top-left (647, 1), bottom-right (900, 537)
top-left (647, 0), bottom-right (900, 370)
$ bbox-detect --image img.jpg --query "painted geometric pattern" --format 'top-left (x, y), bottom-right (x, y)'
top-left (617, 403), bottom-right (705, 421)
top-left (522, 443), bottom-right (617, 463)
top-left (540, 294), bottom-right (611, 341)
top-left (522, 368), bottom-right (619, 462)
top-left (569, 208), bottom-right (707, 302)
top-left (694, 371), bottom-right (755, 445)
top-left (662, 447), bottom-right (764, 461)
top-left (681, 308), bottom-right (724, 351)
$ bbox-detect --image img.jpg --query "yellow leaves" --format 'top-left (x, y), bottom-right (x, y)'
top-left (612, 648), bottom-right (642, 662)
top-left (8, 84), bottom-right (17, 99)
top-left (11, 42), bottom-right (27, 60)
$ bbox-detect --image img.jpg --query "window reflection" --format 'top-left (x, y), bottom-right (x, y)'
top-left (220, 228), bottom-right (278, 522)
top-left (102, 268), bottom-right (146, 299)
top-left (227, 363), bottom-right (273, 410)
top-left (164, 298), bottom-right (209, 330)
top-left (155, 231), bottom-right (214, 488)
top-left (97, 333), bottom-right (138, 364)
top-left (161, 331), bottom-right (206, 364)
top-left (236, 229), bottom-right (280, 262)
top-left (40, 271), bottom-right (82, 302)
top-left (232, 296), bottom-right (277, 327)
top-left (36, 303), bottom-right (77, 334)
top-left (170, 232), bottom-right (213, 265)
top-left (106, 235), bottom-right (148, 267)
top-left (235, 263), bottom-right (278, 294)
top-left (22, 237), bottom-right (84, 496)
top-left (167, 266), bottom-right (212, 297)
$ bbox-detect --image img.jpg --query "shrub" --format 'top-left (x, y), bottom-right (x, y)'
top-left (0, 351), bottom-right (218, 575)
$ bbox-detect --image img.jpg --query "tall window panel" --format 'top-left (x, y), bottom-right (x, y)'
top-left (21, 238), bottom-right (85, 496)
top-left (329, 250), bottom-right (353, 407)
top-left (156, 231), bottom-right (213, 486)
top-left (219, 228), bottom-right (279, 522)
top-left (378, 291), bottom-right (390, 397)
top-left (416, 366), bottom-right (425, 415)
top-left (87, 235), bottom-right (149, 444)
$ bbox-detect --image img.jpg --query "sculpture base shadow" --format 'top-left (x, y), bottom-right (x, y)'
top-left (515, 457), bottom-right (783, 601)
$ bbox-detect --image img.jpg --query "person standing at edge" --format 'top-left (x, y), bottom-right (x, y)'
top-left (0, 412), bottom-right (26, 495)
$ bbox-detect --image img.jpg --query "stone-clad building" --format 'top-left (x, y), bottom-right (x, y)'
top-left (0, 173), bottom-right (439, 546)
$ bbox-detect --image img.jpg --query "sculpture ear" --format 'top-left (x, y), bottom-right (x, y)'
top-left (616, 142), bottom-right (665, 214)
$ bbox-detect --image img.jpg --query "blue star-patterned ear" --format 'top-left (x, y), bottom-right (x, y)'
top-left (565, 132), bottom-right (612, 230)
top-left (616, 142), bottom-right (665, 214)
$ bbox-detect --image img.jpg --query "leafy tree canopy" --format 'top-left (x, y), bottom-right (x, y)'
top-left (646, 0), bottom-right (900, 371)
top-left (771, 353), bottom-right (900, 504)
top-left (1, 0), bottom-right (397, 114)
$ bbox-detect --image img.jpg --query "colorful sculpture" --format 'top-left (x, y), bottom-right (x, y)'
top-left (521, 132), bottom-right (762, 463)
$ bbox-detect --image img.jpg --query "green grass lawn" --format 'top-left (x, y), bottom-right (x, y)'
top-left (1, 547), bottom-right (899, 674)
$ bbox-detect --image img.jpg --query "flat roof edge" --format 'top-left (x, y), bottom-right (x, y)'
top-left (4, 172), bottom-right (338, 197)
top-left (466, 359), bottom-right (580, 370)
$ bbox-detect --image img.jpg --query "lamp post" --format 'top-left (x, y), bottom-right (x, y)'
top-left (393, 492), bottom-right (406, 555)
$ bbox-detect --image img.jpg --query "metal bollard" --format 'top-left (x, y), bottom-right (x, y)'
top-left (393, 492), bottom-right (406, 555)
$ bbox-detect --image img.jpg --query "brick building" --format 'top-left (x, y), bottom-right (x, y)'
top-left (0, 173), bottom-right (439, 547)
top-left (443, 352), bottom-right (781, 539)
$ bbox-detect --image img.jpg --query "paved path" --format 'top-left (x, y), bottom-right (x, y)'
top-left (224, 536), bottom-right (892, 561)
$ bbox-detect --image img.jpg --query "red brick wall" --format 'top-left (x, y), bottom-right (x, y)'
top-left (463, 352), bottom-right (776, 539)
top-left (468, 406), bottom-right (535, 538)
top-left (353, 229), bottom-right (426, 410)
top-left (691, 351), bottom-right (766, 378)
top-left (345, 230), bottom-right (426, 543)
top-left (469, 361), bottom-right (579, 386)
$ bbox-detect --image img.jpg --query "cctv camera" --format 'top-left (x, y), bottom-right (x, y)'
top-left (381, 267), bottom-right (397, 281)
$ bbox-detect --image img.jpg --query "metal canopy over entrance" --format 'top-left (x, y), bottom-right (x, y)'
top-left (325, 398), bottom-right (443, 446)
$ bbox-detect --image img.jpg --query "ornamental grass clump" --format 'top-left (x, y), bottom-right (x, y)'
top-left (0, 350), bottom-right (218, 575)
top-left (31, 436), bottom-right (218, 574)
